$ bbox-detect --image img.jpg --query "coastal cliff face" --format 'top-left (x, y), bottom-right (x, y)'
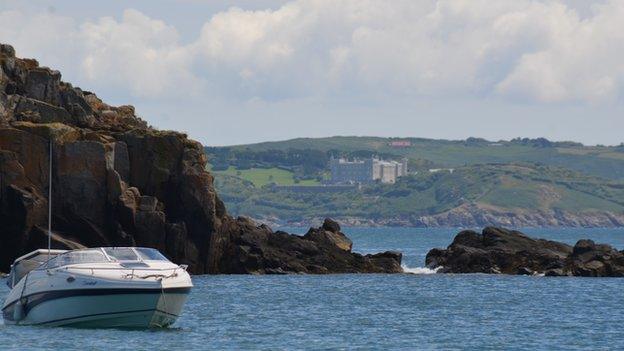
top-left (0, 44), bottom-right (402, 274)
top-left (270, 204), bottom-right (624, 228)
top-left (411, 204), bottom-right (624, 228)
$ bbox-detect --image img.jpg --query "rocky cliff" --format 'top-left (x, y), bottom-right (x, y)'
top-left (0, 44), bottom-right (402, 274)
top-left (411, 204), bottom-right (624, 228)
top-left (272, 205), bottom-right (624, 228)
top-left (426, 227), bottom-right (624, 277)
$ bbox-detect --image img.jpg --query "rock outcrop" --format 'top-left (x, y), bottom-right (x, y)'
top-left (0, 44), bottom-right (402, 274)
top-left (426, 227), bottom-right (624, 277)
top-left (214, 217), bottom-right (401, 274)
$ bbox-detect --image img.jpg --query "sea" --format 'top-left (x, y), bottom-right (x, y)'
top-left (1, 227), bottom-right (624, 350)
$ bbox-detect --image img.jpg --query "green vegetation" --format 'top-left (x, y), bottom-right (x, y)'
top-left (212, 166), bottom-right (321, 187)
top-left (212, 163), bottom-right (624, 222)
top-left (204, 136), bottom-right (624, 223)
top-left (206, 147), bottom-right (329, 180)
top-left (207, 136), bottom-right (624, 180)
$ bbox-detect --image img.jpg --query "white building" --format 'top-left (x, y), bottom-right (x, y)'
top-left (330, 157), bottom-right (408, 184)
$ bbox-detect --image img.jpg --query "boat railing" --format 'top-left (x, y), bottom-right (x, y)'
top-left (17, 265), bottom-right (188, 293)
top-left (52, 264), bottom-right (189, 280)
top-left (59, 265), bottom-right (186, 271)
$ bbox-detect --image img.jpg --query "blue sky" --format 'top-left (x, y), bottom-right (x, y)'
top-left (1, 0), bottom-right (623, 146)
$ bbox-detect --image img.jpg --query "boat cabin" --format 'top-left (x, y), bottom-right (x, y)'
top-left (6, 247), bottom-right (171, 289)
top-left (6, 249), bottom-right (67, 288)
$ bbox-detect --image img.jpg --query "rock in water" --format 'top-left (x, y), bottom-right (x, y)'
top-left (0, 44), bottom-right (402, 274)
top-left (303, 218), bottom-right (353, 252)
top-left (568, 239), bottom-right (624, 277)
top-left (214, 217), bottom-right (401, 274)
top-left (426, 227), bottom-right (624, 277)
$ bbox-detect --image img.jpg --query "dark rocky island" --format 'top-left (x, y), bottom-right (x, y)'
top-left (0, 43), bottom-right (402, 274)
top-left (426, 227), bottom-right (624, 277)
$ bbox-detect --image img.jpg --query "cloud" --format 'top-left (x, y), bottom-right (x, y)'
top-left (0, 8), bottom-right (200, 99)
top-left (495, 1), bottom-right (624, 103)
top-left (1, 0), bottom-right (624, 104)
top-left (0, 9), bottom-right (80, 71)
top-left (79, 9), bottom-right (201, 98)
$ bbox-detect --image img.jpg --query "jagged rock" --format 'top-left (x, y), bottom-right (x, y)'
top-left (24, 67), bottom-right (61, 105)
top-left (0, 43), bottom-right (401, 274)
top-left (569, 239), bottom-right (624, 277)
top-left (12, 96), bottom-right (72, 124)
top-left (426, 227), bottom-right (571, 274)
top-left (0, 44), bottom-right (15, 57)
top-left (113, 142), bottom-right (130, 182)
top-left (426, 227), bottom-right (624, 277)
top-left (366, 251), bottom-right (403, 273)
top-left (210, 217), bottom-right (401, 274)
top-left (322, 217), bottom-right (341, 233)
top-left (303, 218), bottom-right (353, 252)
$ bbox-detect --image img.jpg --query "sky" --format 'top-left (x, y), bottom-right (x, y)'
top-left (1, 0), bottom-right (623, 146)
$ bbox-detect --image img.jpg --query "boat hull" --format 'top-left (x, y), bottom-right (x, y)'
top-left (2, 287), bottom-right (190, 328)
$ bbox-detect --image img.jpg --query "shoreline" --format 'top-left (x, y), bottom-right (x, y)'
top-left (244, 205), bottom-right (624, 229)
top-left (256, 218), bottom-right (624, 230)
top-left (274, 223), bottom-right (624, 229)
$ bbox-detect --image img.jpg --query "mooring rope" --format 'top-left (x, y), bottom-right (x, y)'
top-left (122, 268), bottom-right (179, 280)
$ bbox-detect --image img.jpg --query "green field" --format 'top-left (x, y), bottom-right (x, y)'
top-left (205, 136), bottom-right (624, 224)
top-left (212, 163), bottom-right (624, 222)
top-left (211, 166), bottom-right (320, 187)
top-left (213, 136), bottom-right (624, 180)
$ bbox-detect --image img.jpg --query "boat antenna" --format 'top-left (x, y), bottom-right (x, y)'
top-left (48, 139), bottom-right (52, 255)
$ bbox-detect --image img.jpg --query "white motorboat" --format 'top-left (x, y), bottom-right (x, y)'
top-left (2, 141), bottom-right (192, 328)
top-left (2, 247), bottom-right (192, 328)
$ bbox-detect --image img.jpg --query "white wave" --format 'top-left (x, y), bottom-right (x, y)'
top-left (402, 265), bottom-right (442, 274)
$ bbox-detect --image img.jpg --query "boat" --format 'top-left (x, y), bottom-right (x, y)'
top-left (1, 141), bottom-right (192, 328)
top-left (2, 247), bottom-right (193, 328)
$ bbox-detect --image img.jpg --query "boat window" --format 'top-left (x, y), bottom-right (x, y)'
top-left (8, 253), bottom-right (60, 288)
top-left (43, 249), bottom-right (108, 269)
top-left (135, 248), bottom-right (169, 261)
top-left (104, 248), bottom-right (139, 261)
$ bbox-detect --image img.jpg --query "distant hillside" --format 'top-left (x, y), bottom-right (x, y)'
top-left (206, 136), bottom-right (624, 180)
top-left (205, 136), bottom-right (624, 227)
top-left (212, 163), bottom-right (624, 227)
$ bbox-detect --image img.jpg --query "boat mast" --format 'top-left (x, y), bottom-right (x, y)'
top-left (48, 139), bottom-right (52, 255)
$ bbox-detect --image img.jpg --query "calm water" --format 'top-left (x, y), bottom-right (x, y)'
top-left (1, 227), bottom-right (624, 350)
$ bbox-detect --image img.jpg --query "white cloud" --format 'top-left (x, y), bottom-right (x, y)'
top-left (1, 0), bottom-right (624, 104)
top-left (79, 9), bottom-right (201, 98)
top-left (0, 9), bottom-right (80, 71)
top-left (492, 1), bottom-right (624, 103)
top-left (0, 8), bottom-right (200, 99)
top-left (189, 0), bottom-right (624, 103)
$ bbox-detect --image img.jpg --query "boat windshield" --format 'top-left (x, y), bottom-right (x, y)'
top-left (35, 248), bottom-right (170, 269)
top-left (104, 248), bottom-right (139, 261)
top-left (103, 248), bottom-right (169, 262)
top-left (42, 249), bottom-right (109, 269)
top-left (135, 248), bottom-right (169, 261)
